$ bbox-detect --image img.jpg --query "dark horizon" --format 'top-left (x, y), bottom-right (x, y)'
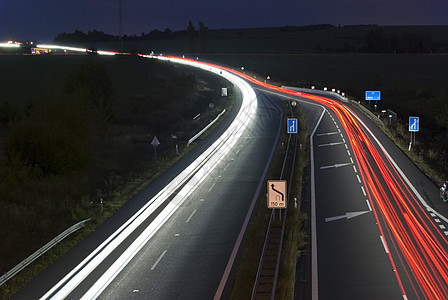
top-left (1, 0), bottom-right (448, 43)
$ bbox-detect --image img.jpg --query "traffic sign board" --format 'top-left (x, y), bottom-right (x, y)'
top-left (267, 180), bottom-right (287, 208)
top-left (365, 91), bottom-right (381, 101)
top-left (151, 136), bottom-right (160, 147)
top-left (287, 118), bottom-right (297, 134)
top-left (409, 117), bottom-right (419, 132)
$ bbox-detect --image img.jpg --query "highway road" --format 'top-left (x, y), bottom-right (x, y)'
top-left (97, 90), bottom-right (282, 299)
top-left (12, 50), bottom-right (448, 299)
top-left (288, 92), bottom-right (448, 299)
top-left (15, 56), bottom-right (285, 299)
top-left (250, 81), bottom-right (448, 299)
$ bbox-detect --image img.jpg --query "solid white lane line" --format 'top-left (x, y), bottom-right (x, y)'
top-left (208, 183), bottom-right (216, 193)
top-left (151, 250), bottom-right (167, 270)
top-left (186, 210), bottom-right (197, 223)
top-left (310, 107), bottom-right (326, 300)
top-left (380, 236), bottom-right (389, 254)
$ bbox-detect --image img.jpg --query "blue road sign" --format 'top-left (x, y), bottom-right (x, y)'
top-left (409, 117), bottom-right (419, 132)
top-left (365, 91), bottom-right (381, 101)
top-left (287, 118), bottom-right (297, 134)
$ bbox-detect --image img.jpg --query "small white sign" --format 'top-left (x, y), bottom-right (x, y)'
top-left (221, 88), bottom-right (228, 97)
top-left (151, 136), bottom-right (160, 147)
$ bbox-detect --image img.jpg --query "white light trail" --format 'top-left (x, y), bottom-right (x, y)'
top-left (42, 55), bottom-right (257, 299)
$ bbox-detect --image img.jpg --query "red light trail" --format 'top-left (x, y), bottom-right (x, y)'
top-left (157, 55), bottom-right (448, 299)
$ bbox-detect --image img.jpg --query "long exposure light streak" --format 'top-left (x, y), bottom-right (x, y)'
top-left (32, 48), bottom-right (447, 299)
top-left (165, 56), bottom-right (448, 299)
top-left (244, 77), bottom-right (448, 299)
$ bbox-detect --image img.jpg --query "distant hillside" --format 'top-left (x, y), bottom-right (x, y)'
top-left (52, 25), bottom-right (448, 54)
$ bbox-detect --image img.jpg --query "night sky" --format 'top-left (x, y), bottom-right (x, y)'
top-left (1, 0), bottom-right (447, 42)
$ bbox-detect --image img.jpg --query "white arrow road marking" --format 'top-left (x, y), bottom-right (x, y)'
top-left (318, 142), bottom-right (345, 147)
top-left (317, 132), bottom-right (340, 136)
top-left (325, 210), bottom-right (370, 222)
top-left (320, 162), bottom-right (352, 170)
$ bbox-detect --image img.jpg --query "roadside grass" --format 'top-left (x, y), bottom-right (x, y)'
top-left (350, 100), bottom-right (447, 184)
top-left (275, 103), bottom-right (309, 299)
top-left (230, 101), bottom-right (308, 299)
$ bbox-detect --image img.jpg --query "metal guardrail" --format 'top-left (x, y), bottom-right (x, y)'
top-left (187, 109), bottom-right (226, 146)
top-left (0, 218), bottom-right (91, 287)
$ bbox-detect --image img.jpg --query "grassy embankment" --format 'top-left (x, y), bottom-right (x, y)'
top-left (0, 55), bottom-right (235, 298)
top-left (230, 101), bottom-right (308, 299)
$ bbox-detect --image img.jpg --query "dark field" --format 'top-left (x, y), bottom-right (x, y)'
top-left (0, 55), bottom-right (233, 297)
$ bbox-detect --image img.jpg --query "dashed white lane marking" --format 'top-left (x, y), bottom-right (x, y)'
top-left (435, 219), bottom-right (441, 223)
top-left (361, 186), bottom-right (367, 197)
top-left (342, 138), bottom-right (346, 143)
top-left (380, 236), bottom-right (389, 254)
top-left (223, 163), bottom-right (229, 171)
top-left (439, 225), bottom-right (446, 229)
top-left (444, 232), bottom-right (448, 236)
top-left (353, 165), bottom-right (358, 173)
top-left (430, 213), bottom-right (436, 217)
top-left (366, 199), bottom-right (372, 211)
top-left (208, 182), bottom-right (216, 193)
top-left (350, 157), bottom-right (354, 164)
top-left (186, 209), bottom-right (197, 223)
top-left (356, 175), bottom-right (362, 184)
top-left (347, 150), bottom-right (351, 156)
top-left (151, 250), bottom-right (167, 270)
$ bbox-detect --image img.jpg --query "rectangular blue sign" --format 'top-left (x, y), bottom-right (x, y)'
top-left (365, 91), bottom-right (381, 101)
top-left (287, 118), bottom-right (297, 134)
top-left (409, 117), bottom-right (419, 132)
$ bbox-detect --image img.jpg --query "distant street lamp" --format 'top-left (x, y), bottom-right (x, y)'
top-left (241, 66), bottom-right (245, 74)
